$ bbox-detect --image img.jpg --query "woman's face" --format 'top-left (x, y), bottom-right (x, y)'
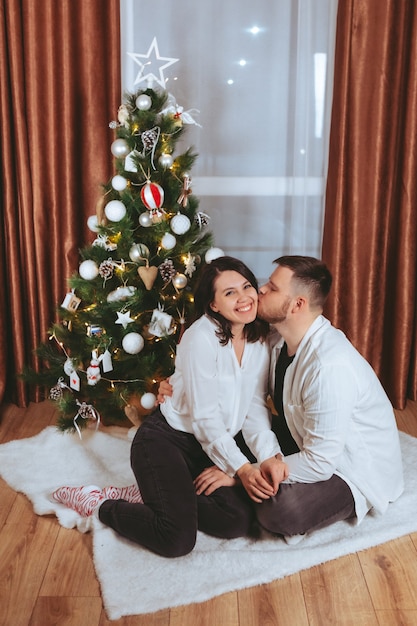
top-left (210, 270), bottom-right (258, 328)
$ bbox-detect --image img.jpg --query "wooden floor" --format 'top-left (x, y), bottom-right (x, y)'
top-left (1, 402), bottom-right (417, 626)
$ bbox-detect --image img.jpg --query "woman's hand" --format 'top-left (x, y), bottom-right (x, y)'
top-left (194, 466), bottom-right (236, 496)
top-left (236, 463), bottom-right (277, 503)
top-left (157, 377), bottom-right (173, 403)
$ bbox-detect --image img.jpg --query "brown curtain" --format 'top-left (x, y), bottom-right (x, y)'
top-left (0, 0), bottom-right (121, 406)
top-left (322, 0), bottom-right (417, 409)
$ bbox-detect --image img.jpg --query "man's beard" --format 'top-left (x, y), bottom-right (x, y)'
top-left (258, 297), bottom-right (291, 324)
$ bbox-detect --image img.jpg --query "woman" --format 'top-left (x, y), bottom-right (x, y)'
top-left (52, 256), bottom-right (288, 557)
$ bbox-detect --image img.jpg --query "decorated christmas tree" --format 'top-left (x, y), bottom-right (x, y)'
top-left (25, 41), bottom-right (221, 435)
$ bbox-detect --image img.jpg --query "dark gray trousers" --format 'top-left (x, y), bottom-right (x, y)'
top-left (256, 414), bottom-right (356, 537)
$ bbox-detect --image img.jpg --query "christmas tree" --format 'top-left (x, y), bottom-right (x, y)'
top-left (25, 44), bottom-right (220, 434)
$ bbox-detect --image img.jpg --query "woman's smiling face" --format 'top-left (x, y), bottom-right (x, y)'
top-left (210, 270), bottom-right (258, 329)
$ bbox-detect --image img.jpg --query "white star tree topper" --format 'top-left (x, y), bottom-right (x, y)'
top-left (127, 38), bottom-right (179, 88)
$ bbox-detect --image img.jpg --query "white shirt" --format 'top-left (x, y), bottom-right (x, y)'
top-left (161, 315), bottom-right (281, 476)
top-left (268, 316), bottom-right (404, 523)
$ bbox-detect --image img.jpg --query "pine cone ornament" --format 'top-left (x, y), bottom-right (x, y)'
top-left (159, 259), bottom-right (176, 282)
top-left (195, 211), bottom-right (210, 228)
top-left (99, 259), bottom-right (115, 280)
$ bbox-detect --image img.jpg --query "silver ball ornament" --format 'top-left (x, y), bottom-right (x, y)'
top-left (129, 243), bottom-right (150, 262)
top-left (122, 332), bottom-right (144, 354)
top-left (105, 200), bottom-right (127, 222)
top-left (161, 233), bottom-right (177, 250)
top-left (159, 153), bottom-right (173, 168)
top-left (170, 213), bottom-right (191, 235)
top-left (136, 94), bottom-right (152, 110)
top-left (111, 138), bottom-right (130, 158)
top-left (111, 175), bottom-right (127, 191)
top-left (79, 259), bottom-right (99, 280)
top-left (139, 212), bottom-right (153, 227)
top-left (172, 273), bottom-right (188, 289)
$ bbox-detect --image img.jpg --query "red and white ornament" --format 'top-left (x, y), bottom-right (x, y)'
top-left (141, 182), bottom-right (164, 210)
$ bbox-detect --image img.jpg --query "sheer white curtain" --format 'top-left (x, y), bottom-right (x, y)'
top-left (120, 0), bottom-right (338, 282)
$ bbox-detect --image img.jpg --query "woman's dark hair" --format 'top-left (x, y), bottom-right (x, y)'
top-left (193, 256), bottom-right (270, 345)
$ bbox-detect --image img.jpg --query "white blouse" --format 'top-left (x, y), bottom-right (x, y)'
top-left (160, 315), bottom-right (280, 476)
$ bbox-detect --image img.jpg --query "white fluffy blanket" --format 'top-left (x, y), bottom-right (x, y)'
top-left (0, 427), bottom-right (416, 620)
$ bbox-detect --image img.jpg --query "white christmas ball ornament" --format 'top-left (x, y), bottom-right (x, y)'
top-left (140, 392), bottom-right (156, 410)
top-left (111, 138), bottom-right (130, 158)
top-left (111, 175), bottom-right (127, 191)
top-left (139, 212), bottom-right (152, 227)
top-left (136, 94), bottom-right (152, 110)
top-left (205, 247), bottom-right (225, 263)
top-left (159, 153), bottom-right (173, 168)
top-left (105, 200), bottom-right (126, 222)
top-left (79, 259), bottom-right (99, 280)
top-left (172, 273), bottom-right (188, 289)
top-left (170, 213), bottom-right (191, 235)
top-left (122, 332), bottom-right (144, 354)
top-left (161, 233), bottom-right (176, 250)
top-left (87, 215), bottom-right (99, 232)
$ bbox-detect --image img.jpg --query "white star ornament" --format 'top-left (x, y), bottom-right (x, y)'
top-left (115, 310), bottom-right (134, 329)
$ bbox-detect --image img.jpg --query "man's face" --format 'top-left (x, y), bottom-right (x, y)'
top-left (258, 265), bottom-right (294, 324)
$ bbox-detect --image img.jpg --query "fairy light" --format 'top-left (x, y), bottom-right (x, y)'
top-left (110, 232), bottom-right (122, 245)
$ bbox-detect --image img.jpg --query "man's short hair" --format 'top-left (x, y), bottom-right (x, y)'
top-left (274, 255), bottom-right (332, 309)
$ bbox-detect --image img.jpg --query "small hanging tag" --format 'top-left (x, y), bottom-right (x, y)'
top-left (61, 289), bottom-right (81, 312)
top-left (101, 349), bottom-right (113, 373)
top-left (70, 370), bottom-right (80, 391)
top-left (125, 150), bottom-right (139, 172)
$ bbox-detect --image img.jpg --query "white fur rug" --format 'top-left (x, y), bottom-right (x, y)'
top-left (0, 426), bottom-right (416, 620)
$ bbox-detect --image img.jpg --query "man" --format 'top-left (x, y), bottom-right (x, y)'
top-left (251, 255), bottom-right (403, 542)
top-left (160, 255), bottom-right (404, 543)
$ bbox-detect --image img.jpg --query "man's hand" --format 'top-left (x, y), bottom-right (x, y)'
top-left (260, 455), bottom-right (289, 493)
top-left (194, 466), bottom-right (236, 496)
top-left (236, 463), bottom-right (277, 503)
top-left (157, 377), bottom-right (173, 403)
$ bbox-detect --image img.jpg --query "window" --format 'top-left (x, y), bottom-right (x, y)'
top-left (120, 0), bottom-right (338, 281)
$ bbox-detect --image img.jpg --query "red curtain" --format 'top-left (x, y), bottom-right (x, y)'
top-left (322, 0), bottom-right (417, 409)
top-left (0, 0), bottom-right (121, 406)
